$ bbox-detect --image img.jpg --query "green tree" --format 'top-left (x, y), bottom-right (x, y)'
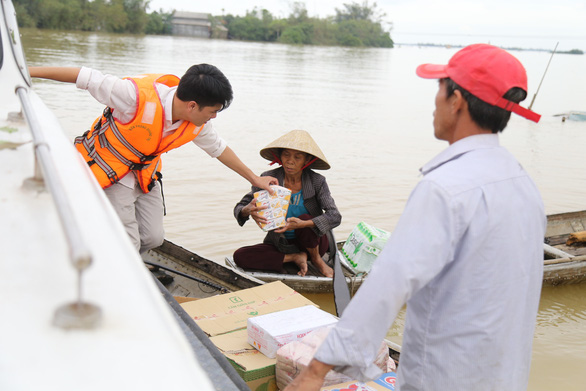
top-left (124, 0), bottom-right (148, 34)
top-left (102, 0), bottom-right (128, 33)
top-left (279, 23), bottom-right (313, 45)
top-left (336, 19), bottom-right (392, 47)
top-left (268, 19), bottom-right (288, 41)
top-left (333, 1), bottom-right (393, 47)
top-left (335, 1), bottom-right (384, 23)
top-left (307, 18), bottom-right (337, 46)
top-left (287, 2), bottom-right (309, 24)
top-left (13, 1), bottom-right (35, 28)
top-left (226, 8), bottom-right (275, 41)
top-left (145, 10), bottom-right (173, 35)
top-left (32, 0), bottom-right (83, 29)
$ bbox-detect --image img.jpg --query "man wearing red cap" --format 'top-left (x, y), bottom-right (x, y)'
top-left (285, 44), bottom-right (545, 390)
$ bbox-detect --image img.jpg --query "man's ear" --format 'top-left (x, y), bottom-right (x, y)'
top-left (187, 101), bottom-right (198, 111)
top-left (451, 89), bottom-right (467, 113)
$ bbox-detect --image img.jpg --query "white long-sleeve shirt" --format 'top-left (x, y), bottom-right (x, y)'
top-left (315, 134), bottom-right (545, 390)
top-left (75, 67), bottom-right (227, 188)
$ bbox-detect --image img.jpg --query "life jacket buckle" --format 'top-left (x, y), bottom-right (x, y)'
top-left (103, 106), bottom-right (113, 119)
top-left (107, 172), bottom-right (119, 184)
top-left (140, 155), bottom-right (157, 163)
top-left (128, 162), bottom-right (148, 170)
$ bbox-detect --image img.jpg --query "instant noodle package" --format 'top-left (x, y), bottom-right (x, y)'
top-left (254, 185), bottom-right (292, 232)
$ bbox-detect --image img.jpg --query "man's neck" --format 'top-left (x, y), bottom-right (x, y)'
top-left (448, 111), bottom-right (491, 144)
top-left (171, 94), bottom-right (181, 123)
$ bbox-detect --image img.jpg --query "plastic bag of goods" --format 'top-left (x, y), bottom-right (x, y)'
top-left (275, 325), bottom-right (395, 390)
top-left (341, 222), bottom-right (391, 273)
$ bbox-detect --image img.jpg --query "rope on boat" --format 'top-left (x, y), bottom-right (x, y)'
top-left (144, 260), bottom-right (229, 293)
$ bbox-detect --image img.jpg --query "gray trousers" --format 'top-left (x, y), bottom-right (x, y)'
top-left (104, 181), bottom-right (165, 254)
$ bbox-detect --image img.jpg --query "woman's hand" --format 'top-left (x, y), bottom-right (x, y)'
top-left (274, 217), bottom-right (311, 233)
top-left (241, 199), bottom-right (268, 226)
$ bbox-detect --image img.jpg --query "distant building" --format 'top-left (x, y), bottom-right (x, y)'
top-left (171, 11), bottom-right (211, 38)
top-left (170, 11), bottom-right (228, 39)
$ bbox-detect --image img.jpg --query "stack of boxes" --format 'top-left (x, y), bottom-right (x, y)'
top-left (180, 282), bottom-right (319, 391)
top-left (180, 278), bottom-right (395, 390)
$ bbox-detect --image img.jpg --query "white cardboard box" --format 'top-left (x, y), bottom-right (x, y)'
top-left (247, 305), bottom-right (338, 359)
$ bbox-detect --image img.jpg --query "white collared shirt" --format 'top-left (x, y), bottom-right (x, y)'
top-left (75, 67), bottom-right (226, 188)
top-left (315, 134), bottom-right (545, 390)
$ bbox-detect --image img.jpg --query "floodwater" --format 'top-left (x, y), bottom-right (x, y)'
top-left (21, 28), bottom-right (586, 390)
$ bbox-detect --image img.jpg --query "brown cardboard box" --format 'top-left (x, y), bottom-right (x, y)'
top-left (180, 281), bottom-right (318, 391)
top-left (181, 281), bottom-right (316, 337)
top-left (173, 296), bottom-right (198, 304)
top-left (211, 329), bottom-right (278, 391)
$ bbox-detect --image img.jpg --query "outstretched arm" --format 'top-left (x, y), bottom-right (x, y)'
top-left (29, 67), bottom-right (81, 83)
top-left (217, 146), bottom-right (277, 192)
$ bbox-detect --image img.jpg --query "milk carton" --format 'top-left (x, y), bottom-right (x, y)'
top-left (247, 305), bottom-right (337, 359)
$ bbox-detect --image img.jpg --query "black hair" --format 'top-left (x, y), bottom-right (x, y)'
top-left (444, 78), bottom-right (527, 133)
top-left (176, 64), bottom-right (233, 110)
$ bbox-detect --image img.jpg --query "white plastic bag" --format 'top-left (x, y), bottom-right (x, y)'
top-left (341, 222), bottom-right (391, 273)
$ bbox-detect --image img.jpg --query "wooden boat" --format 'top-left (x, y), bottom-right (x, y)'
top-left (144, 239), bottom-right (264, 297)
top-left (554, 111), bottom-right (586, 121)
top-left (223, 243), bottom-right (366, 295)
top-left (215, 210), bottom-right (586, 293)
top-left (543, 210), bottom-right (586, 286)
top-left (144, 239), bottom-right (401, 366)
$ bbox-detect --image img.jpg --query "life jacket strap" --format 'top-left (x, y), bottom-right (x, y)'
top-left (94, 107), bottom-right (159, 172)
top-left (104, 107), bottom-right (157, 164)
top-left (75, 129), bottom-right (119, 184)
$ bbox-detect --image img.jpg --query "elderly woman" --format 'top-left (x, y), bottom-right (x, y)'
top-left (233, 130), bottom-right (341, 277)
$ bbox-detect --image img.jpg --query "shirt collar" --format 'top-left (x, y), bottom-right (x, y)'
top-left (155, 84), bottom-right (180, 131)
top-left (420, 133), bottom-right (500, 175)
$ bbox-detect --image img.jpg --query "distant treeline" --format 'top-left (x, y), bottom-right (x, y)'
top-left (13, 0), bottom-right (171, 34)
top-left (13, 0), bottom-right (393, 48)
top-left (217, 2), bottom-right (393, 47)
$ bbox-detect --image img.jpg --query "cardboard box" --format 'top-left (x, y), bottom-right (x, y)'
top-left (211, 329), bottom-right (278, 391)
top-left (180, 281), bottom-right (319, 391)
top-left (173, 296), bottom-right (198, 304)
top-left (320, 372), bottom-right (397, 391)
top-left (181, 281), bottom-right (315, 337)
top-left (248, 305), bottom-right (338, 358)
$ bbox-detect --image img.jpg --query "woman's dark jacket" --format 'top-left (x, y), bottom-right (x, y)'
top-left (234, 167), bottom-right (342, 254)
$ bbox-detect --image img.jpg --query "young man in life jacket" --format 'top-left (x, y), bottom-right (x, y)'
top-left (29, 64), bottom-right (277, 254)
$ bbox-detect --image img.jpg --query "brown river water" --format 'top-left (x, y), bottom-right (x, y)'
top-left (21, 28), bottom-right (586, 389)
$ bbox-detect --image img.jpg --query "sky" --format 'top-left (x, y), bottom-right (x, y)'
top-left (146, 0), bottom-right (586, 51)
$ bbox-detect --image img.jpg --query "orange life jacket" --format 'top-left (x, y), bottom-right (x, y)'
top-left (74, 74), bottom-right (203, 193)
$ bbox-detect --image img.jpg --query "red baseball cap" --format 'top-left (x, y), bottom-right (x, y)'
top-left (416, 44), bottom-right (541, 123)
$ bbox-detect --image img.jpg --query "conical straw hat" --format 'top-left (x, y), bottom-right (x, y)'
top-left (259, 129), bottom-right (330, 170)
